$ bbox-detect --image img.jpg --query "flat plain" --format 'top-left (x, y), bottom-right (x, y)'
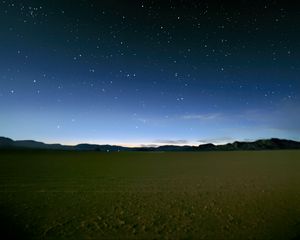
top-left (0, 150), bottom-right (300, 239)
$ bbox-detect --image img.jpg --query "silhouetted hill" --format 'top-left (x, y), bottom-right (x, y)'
top-left (74, 144), bottom-right (130, 152)
top-left (1, 136), bottom-right (300, 152)
top-left (0, 137), bottom-right (14, 147)
top-left (0, 137), bottom-right (133, 152)
top-left (13, 140), bottom-right (71, 150)
top-left (215, 139), bottom-right (300, 151)
top-left (198, 143), bottom-right (216, 151)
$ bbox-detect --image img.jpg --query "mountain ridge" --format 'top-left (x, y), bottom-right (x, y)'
top-left (1, 136), bottom-right (300, 152)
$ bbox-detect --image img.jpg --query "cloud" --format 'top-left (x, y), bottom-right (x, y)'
top-left (183, 103), bottom-right (300, 133)
top-left (197, 137), bottom-right (234, 144)
top-left (153, 139), bottom-right (189, 144)
top-left (242, 138), bottom-right (257, 142)
top-left (237, 104), bottom-right (300, 132)
top-left (140, 144), bottom-right (158, 148)
top-left (136, 118), bottom-right (147, 123)
top-left (182, 113), bottom-right (221, 121)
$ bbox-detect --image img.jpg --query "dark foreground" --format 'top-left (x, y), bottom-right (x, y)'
top-left (0, 150), bottom-right (299, 239)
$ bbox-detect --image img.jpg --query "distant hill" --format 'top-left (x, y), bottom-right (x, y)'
top-left (197, 139), bottom-right (300, 151)
top-left (0, 137), bottom-right (130, 152)
top-left (1, 136), bottom-right (300, 152)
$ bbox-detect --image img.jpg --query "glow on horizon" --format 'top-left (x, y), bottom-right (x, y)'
top-left (40, 139), bottom-right (201, 147)
top-left (13, 137), bottom-right (249, 147)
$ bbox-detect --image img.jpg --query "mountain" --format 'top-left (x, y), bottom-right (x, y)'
top-left (74, 144), bottom-right (130, 152)
top-left (0, 137), bottom-right (14, 148)
top-left (0, 137), bottom-right (132, 152)
top-left (13, 140), bottom-right (72, 150)
top-left (197, 143), bottom-right (217, 151)
top-left (1, 136), bottom-right (300, 152)
top-left (215, 139), bottom-right (300, 151)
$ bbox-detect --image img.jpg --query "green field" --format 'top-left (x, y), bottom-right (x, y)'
top-left (0, 150), bottom-right (300, 239)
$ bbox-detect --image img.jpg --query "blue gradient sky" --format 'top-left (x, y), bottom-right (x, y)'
top-left (0, 1), bottom-right (299, 146)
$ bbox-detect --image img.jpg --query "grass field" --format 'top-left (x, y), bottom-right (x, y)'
top-left (0, 150), bottom-right (300, 239)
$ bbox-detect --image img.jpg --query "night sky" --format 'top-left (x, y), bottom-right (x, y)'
top-left (1, 1), bottom-right (299, 146)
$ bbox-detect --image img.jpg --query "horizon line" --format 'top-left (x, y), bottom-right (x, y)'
top-left (2, 136), bottom-right (299, 148)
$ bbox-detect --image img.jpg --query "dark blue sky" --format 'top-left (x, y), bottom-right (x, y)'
top-left (1, 0), bottom-right (299, 146)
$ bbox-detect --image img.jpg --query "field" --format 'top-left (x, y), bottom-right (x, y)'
top-left (0, 150), bottom-right (300, 239)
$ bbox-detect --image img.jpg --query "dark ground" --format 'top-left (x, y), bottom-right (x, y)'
top-left (0, 150), bottom-right (300, 239)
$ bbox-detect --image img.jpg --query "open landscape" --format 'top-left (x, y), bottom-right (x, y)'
top-left (0, 150), bottom-right (300, 239)
top-left (1, 1), bottom-right (299, 239)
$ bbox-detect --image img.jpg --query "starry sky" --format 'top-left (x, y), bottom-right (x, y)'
top-left (0, 0), bottom-right (299, 146)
